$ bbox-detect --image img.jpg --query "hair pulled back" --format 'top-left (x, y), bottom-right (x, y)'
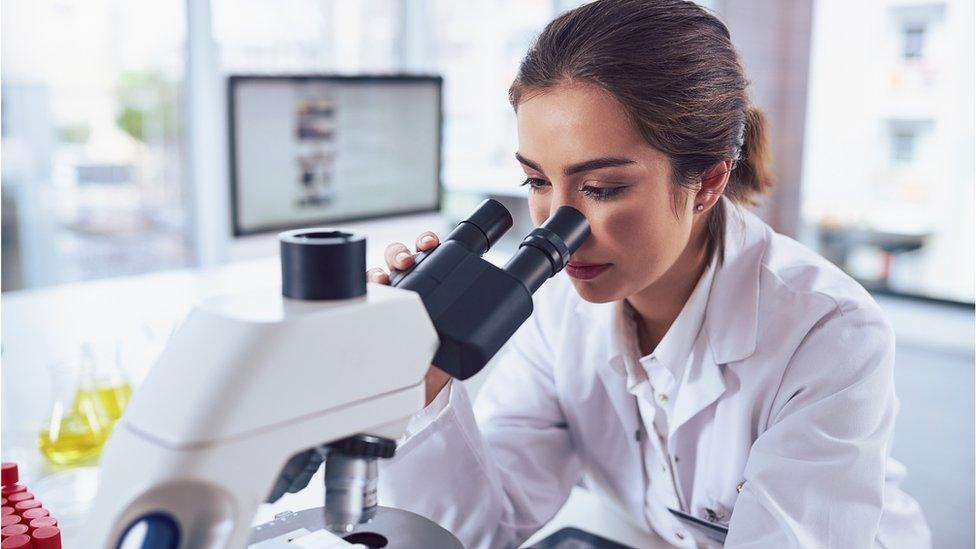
top-left (510, 0), bottom-right (774, 258)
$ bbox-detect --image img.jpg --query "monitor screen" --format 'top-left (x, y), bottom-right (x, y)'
top-left (228, 75), bottom-right (442, 235)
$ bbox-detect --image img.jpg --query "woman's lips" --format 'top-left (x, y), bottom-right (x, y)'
top-left (565, 263), bottom-right (612, 280)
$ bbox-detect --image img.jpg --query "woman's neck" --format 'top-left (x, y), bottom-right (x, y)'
top-left (626, 226), bottom-right (711, 356)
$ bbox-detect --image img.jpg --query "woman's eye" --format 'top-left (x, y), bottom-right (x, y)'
top-left (581, 185), bottom-right (625, 201)
top-left (520, 177), bottom-right (549, 191)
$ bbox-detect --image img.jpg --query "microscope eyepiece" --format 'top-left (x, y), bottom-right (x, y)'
top-left (442, 199), bottom-right (514, 255)
top-left (538, 206), bottom-right (589, 254)
top-left (503, 206), bottom-right (591, 294)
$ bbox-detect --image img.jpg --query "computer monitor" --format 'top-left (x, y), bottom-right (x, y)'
top-left (228, 75), bottom-right (442, 236)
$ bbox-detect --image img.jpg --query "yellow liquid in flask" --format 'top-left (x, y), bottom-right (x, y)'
top-left (38, 382), bottom-right (132, 467)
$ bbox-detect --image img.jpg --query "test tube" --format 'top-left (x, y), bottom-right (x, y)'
top-left (6, 493), bottom-right (33, 505)
top-left (0, 486), bottom-right (25, 498)
top-left (27, 518), bottom-right (57, 536)
top-left (13, 501), bottom-right (41, 516)
top-left (2, 514), bottom-right (22, 528)
top-left (0, 534), bottom-right (33, 548)
top-left (1, 463), bottom-right (18, 486)
top-left (19, 509), bottom-right (48, 522)
top-left (31, 526), bottom-right (61, 549)
top-left (1, 524), bottom-right (29, 537)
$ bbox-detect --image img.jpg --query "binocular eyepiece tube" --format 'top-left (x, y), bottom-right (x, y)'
top-left (421, 198), bottom-right (591, 292)
top-left (441, 198), bottom-right (514, 256)
top-left (503, 206), bottom-right (590, 293)
top-left (388, 198), bottom-right (590, 379)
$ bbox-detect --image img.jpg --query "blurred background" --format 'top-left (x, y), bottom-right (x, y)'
top-left (2, 0), bottom-right (974, 302)
top-left (1, 0), bottom-right (973, 547)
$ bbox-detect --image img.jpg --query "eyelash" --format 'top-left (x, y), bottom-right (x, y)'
top-left (520, 178), bottom-right (625, 201)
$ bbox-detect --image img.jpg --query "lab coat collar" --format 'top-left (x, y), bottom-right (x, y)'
top-left (639, 253), bottom-right (717, 382)
top-left (702, 201), bottom-right (767, 365)
top-left (612, 251), bottom-right (715, 396)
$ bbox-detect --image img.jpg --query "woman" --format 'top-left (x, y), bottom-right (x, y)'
top-left (368, 1), bottom-right (931, 547)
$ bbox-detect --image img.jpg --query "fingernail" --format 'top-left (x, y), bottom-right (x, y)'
top-left (421, 235), bottom-right (435, 245)
top-left (395, 252), bottom-right (411, 265)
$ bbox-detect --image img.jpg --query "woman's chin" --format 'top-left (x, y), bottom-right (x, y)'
top-left (570, 278), bottom-right (622, 304)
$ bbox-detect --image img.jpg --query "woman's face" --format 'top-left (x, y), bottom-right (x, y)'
top-left (515, 81), bottom-right (700, 303)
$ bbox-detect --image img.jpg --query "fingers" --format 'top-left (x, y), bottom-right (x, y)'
top-left (366, 267), bottom-right (389, 285)
top-left (367, 232), bottom-right (440, 286)
top-left (384, 241), bottom-right (413, 271)
top-left (416, 231), bottom-right (439, 252)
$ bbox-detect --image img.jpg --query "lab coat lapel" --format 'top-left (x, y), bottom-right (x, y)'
top-left (703, 204), bottom-right (767, 365)
top-left (670, 204), bottom-right (769, 437)
top-left (573, 300), bottom-right (646, 520)
top-left (594, 359), bottom-right (641, 443)
top-left (668, 341), bottom-right (726, 439)
top-left (574, 301), bottom-right (641, 449)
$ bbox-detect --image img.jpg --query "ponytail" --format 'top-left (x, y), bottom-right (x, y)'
top-left (728, 106), bottom-right (774, 205)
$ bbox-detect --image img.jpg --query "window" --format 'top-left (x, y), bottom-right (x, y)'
top-left (1, 0), bottom-right (189, 291)
top-left (802, 0), bottom-right (973, 303)
top-left (891, 128), bottom-right (918, 164)
top-left (901, 24), bottom-right (926, 59)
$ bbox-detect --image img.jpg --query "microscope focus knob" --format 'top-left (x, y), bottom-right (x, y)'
top-left (329, 434), bottom-right (397, 459)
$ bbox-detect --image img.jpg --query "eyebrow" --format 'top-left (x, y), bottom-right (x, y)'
top-left (515, 153), bottom-right (636, 177)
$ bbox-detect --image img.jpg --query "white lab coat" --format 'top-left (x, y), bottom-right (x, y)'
top-left (378, 203), bottom-right (931, 548)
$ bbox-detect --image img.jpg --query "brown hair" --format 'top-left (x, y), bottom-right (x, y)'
top-left (509, 0), bottom-right (774, 260)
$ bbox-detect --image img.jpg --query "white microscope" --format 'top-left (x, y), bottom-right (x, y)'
top-left (87, 199), bottom-right (589, 548)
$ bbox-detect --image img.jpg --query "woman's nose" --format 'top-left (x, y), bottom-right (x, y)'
top-left (549, 185), bottom-right (579, 213)
top-left (549, 198), bottom-right (582, 221)
top-left (533, 183), bottom-right (580, 224)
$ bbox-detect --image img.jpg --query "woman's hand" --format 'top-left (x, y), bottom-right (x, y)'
top-left (366, 231), bottom-right (452, 406)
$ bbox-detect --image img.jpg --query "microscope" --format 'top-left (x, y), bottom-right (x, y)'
top-left (86, 199), bottom-right (589, 548)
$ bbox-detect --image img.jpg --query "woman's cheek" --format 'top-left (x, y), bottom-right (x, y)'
top-left (603, 206), bottom-right (648, 252)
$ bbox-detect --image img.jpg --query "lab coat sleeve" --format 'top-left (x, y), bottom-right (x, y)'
top-left (724, 305), bottom-right (897, 548)
top-left (377, 311), bottom-right (582, 548)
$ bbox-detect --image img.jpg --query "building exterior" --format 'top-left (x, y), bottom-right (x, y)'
top-left (801, 0), bottom-right (974, 302)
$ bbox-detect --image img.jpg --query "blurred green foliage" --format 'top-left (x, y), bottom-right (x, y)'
top-left (115, 71), bottom-right (181, 143)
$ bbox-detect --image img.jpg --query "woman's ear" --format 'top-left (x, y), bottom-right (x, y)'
top-left (694, 160), bottom-right (732, 213)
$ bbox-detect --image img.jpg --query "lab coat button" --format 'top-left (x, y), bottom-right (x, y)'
top-left (737, 481), bottom-right (745, 493)
top-left (675, 531), bottom-right (685, 540)
top-left (658, 393), bottom-right (669, 402)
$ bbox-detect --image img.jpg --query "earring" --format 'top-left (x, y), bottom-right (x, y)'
top-left (695, 204), bottom-right (705, 213)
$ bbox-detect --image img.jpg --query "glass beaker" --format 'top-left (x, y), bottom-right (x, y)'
top-left (37, 346), bottom-right (117, 467)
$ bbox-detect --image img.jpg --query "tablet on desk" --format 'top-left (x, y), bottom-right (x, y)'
top-left (667, 507), bottom-right (728, 544)
top-left (528, 527), bottom-right (636, 548)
